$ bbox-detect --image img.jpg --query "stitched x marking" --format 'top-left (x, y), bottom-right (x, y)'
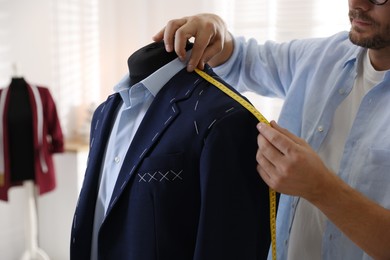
top-left (147, 172), bottom-right (158, 182)
top-left (138, 173), bottom-right (147, 182)
top-left (159, 171), bottom-right (169, 181)
top-left (138, 170), bottom-right (184, 182)
top-left (171, 170), bottom-right (183, 180)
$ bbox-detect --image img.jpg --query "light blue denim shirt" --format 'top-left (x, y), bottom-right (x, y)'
top-left (214, 31), bottom-right (390, 260)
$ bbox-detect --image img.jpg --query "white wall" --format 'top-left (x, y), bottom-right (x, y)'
top-left (5, 0), bottom-right (54, 88)
top-left (98, 0), bottom-right (227, 97)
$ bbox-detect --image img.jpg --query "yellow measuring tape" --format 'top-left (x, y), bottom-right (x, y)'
top-left (195, 68), bottom-right (277, 260)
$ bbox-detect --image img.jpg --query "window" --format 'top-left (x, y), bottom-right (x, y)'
top-left (52, 0), bottom-right (99, 142)
top-left (214, 0), bottom-right (349, 120)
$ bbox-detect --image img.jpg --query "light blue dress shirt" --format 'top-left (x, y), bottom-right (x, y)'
top-left (214, 31), bottom-right (390, 260)
top-left (90, 55), bottom-right (187, 260)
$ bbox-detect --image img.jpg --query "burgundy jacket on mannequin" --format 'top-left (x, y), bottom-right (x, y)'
top-left (0, 80), bottom-right (64, 201)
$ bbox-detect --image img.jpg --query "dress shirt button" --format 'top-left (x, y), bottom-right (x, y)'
top-left (114, 156), bottom-right (120, 163)
top-left (317, 126), bottom-right (324, 132)
top-left (338, 89), bottom-right (345, 95)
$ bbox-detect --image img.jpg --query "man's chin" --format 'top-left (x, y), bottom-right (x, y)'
top-left (349, 31), bottom-right (373, 48)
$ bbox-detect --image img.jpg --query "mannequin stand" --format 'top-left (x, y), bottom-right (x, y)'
top-left (20, 180), bottom-right (50, 260)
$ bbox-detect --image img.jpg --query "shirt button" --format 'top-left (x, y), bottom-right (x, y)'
top-left (338, 89), bottom-right (345, 95)
top-left (114, 156), bottom-right (120, 163)
top-left (317, 126), bottom-right (324, 132)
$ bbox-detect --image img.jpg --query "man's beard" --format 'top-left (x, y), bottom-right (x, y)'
top-left (349, 10), bottom-right (390, 49)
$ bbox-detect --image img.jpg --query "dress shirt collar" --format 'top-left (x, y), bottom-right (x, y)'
top-left (114, 50), bottom-right (191, 107)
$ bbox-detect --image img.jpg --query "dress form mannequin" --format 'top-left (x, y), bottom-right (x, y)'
top-left (8, 77), bottom-right (49, 260)
top-left (127, 40), bottom-right (193, 86)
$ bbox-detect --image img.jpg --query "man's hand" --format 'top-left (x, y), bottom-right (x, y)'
top-left (153, 13), bottom-right (234, 72)
top-left (256, 121), bottom-right (332, 202)
top-left (257, 121), bottom-right (390, 260)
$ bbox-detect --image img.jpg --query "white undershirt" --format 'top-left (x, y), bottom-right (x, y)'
top-left (287, 50), bottom-right (385, 259)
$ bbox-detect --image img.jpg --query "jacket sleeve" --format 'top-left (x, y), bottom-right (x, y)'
top-left (194, 109), bottom-right (271, 260)
top-left (41, 87), bottom-right (64, 153)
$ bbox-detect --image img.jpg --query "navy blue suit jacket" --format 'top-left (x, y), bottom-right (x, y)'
top-left (70, 65), bottom-right (272, 260)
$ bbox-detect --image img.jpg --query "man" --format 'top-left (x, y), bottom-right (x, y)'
top-left (153, 0), bottom-right (390, 259)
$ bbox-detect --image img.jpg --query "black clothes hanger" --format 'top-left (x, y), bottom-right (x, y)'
top-left (127, 40), bottom-right (193, 86)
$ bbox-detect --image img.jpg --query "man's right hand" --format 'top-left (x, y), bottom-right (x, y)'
top-left (153, 13), bottom-right (234, 72)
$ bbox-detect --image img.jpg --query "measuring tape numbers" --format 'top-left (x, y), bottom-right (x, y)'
top-left (195, 68), bottom-right (277, 260)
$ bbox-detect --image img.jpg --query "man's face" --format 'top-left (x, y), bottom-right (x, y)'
top-left (349, 1), bottom-right (390, 49)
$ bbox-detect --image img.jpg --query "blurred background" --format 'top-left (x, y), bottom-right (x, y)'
top-left (0, 0), bottom-right (349, 259)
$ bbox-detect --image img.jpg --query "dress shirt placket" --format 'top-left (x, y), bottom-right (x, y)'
top-left (91, 84), bottom-right (150, 260)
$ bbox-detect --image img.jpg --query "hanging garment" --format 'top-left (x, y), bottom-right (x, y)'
top-left (0, 81), bottom-right (64, 201)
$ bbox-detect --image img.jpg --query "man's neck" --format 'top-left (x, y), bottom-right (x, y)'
top-left (368, 47), bottom-right (390, 71)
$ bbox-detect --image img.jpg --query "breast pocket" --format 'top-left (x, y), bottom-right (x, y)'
top-left (135, 153), bottom-right (189, 185)
top-left (135, 152), bottom-right (200, 218)
top-left (135, 153), bottom-right (198, 191)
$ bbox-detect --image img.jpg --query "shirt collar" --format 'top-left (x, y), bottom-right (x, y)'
top-left (343, 46), bottom-right (364, 68)
top-left (114, 50), bottom-right (191, 98)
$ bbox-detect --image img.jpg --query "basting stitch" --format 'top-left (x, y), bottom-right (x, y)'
top-left (139, 148), bottom-right (148, 158)
top-left (172, 106), bottom-right (176, 113)
top-left (194, 100), bottom-right (199, 111)
top-left (208, 119), bottom-right (217, 129)
top-left (170, 98), bottom-right (176, 103)
top-left (199, 89), bottom-right (204, 96)
top-left (95, 120), bottom-right (99, 129)
top-left (164, 116), bottom-right (172, 125)
top-left (130, 165), bottom-right (136, 174)
top-left (110, 196), bottom-right (118, 208)
top-left (194, 121), bottom-right (199, 135)
top-left (152, 132), bottom-right (159, 142)
top-left (120, 180), bottom-right (127, 190)
top-left (225, 107), bottom-right (235, 113)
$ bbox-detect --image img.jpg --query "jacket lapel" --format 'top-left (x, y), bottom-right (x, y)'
top-left (104, 94), bottom-right (179, 217)
top-left (76, 94), bottom-right (121, 217)
top-left (105, 69), bottom-right (200, 217)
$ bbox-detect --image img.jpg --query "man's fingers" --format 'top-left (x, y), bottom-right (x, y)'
top-left (186, 31), bottom-right (216, 71)
top-left (152, 27), bottom-right (165, 44)
top-left (258, 121), bottom-right (302, 156)
top-left (270, 121), bottom-right (306, 145)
